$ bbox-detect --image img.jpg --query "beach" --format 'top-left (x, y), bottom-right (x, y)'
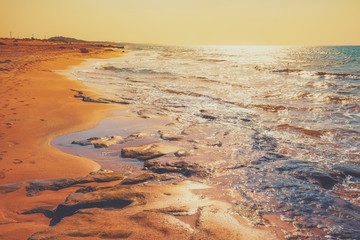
top-left (0, 39), bottom-right (285, 240)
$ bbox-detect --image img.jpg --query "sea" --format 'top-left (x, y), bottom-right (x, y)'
top-left (55, 45), bottom-right (360, 239)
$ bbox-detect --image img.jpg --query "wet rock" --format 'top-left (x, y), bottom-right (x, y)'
top-left (274, 160), bottom-right (341, 189)
top-left (0, 183), bottom-right (22, 194)
top-left (50, 187), bottom-right (144, 226)
top-left (120, 173), bottom-right (175, 185)
top-left (75, 186), bottom-right (98, 193)
top-left (69, 89), bottom-right (130, 104)
top-left (125, 132), bottom-right (148, 140)
top-left (25, 170), bottom-right (127, 197)
top-left (333, 163), bottom-right (360, 178)
top-left (121, 144), bottom-right (177, 161)
top-left (80, 48), bottom-right (89, 53)
top-left (158, 130), bottom-right (184, 141)
top-left (174, 149), bottom-right (190, 157)
top-left (144, 160), bottom-right (210, 177)
top-left (21, 206), bottom-right (55, 218)
top-left (72, 136), bottom-right (125, 148)
top-left (252, 133), bottom-right (277, 152)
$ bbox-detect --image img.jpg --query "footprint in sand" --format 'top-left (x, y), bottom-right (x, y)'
top-left (13, 159), bottom-right (23, 164)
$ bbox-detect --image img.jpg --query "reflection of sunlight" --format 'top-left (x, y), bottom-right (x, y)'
top-left (195, 45), bottom-right (294, 66)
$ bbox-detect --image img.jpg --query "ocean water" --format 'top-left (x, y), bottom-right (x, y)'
top-left (62, 45), bottom-right (360, 239)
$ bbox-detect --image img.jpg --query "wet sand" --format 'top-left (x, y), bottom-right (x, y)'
top-left (0, 38), bottom-right (123, 239)
top-left (0, 39), bottom-right (282, 239)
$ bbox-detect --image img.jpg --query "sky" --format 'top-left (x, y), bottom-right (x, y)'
top-left (1, 0), bottom-right (359, 45)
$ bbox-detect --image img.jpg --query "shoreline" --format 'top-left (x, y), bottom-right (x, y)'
top-left (0, 39), bottom-right (283, 239)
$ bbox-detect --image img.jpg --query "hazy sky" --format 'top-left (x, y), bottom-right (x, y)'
top-left (1, 0), bottom-right (359, 45)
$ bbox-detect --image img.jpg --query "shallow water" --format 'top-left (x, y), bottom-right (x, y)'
top-left (54, 45), bottom-right (360, 239)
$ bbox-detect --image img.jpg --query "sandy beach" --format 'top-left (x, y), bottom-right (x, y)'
top-left (0, 39), bottom-right (284, 239)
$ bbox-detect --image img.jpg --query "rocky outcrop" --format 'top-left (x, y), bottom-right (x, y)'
top-left (25, 170), bottom-right (128, 196)
top-left (121, 144), bottom-right (179, 161)
top-left (144, 160), bottom-right (210, 177)
top-left (27, 181), bottom-right (277, 240)
top-left (72, 136), bottom-right (125, 148)
top-left (158, 130), bottom-right (184, 141)
top-left (50, 187), bottom-right (141, 226)
top-left (120, 173), bottom-right (174, 185)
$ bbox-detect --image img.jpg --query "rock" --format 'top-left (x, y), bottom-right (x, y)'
top-left (125, 132), bottom-right (148, 140)
top-left (207, 141), bottom-right (222, 147)
top-left (72, 136), bottom-right (124, 148)
top-left (158, 130), bottom-right (184, 141)
top-left (120, 173), bottom-right (174, 185)
top-left (121, 144), bottom-right (178, 161)
top-left (0, 42), bottom-right (6, 45)
top-left (144, 160), bottom-right (210, 177)
top-left (174, 150), bottom-right (190, 157)
top-left (137, 110), bottom-right (150, 118)
top-left (91, 136), bottom-right (124, 148)
top-left (25, 170), bottom-right (128, 196)
top-left (21, 206), bottom-right (56, 218)
top-left (80, 48), bottom-right (89, 53)
top-left (333, 163), bottom-right (360, 178)
top-left (199, 110), bottom-right (216, 120)
top-left (200, 114), bottom-right (216, 120)
top-left (0, 183), bottom-right (22, 194)
top-left (50, 187), bottom-right (144, 226)
top-left (69, 89), bottom-right (131, 104)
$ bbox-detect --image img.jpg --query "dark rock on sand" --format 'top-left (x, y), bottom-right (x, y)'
top-left (21, 206), bottom-right (56, 218)
top-left (144, 160), bottom-right (210, 177)
top-left (0, 42), bottom-right (6, 45)
top-left (0, 59), bottom-right (11, 63)
top-left (25, 169), bottom-right (127, 196)
top-left (0, 183), bottom-right (22, 194)
top-left (0, 68), bottom-right (10, 71)
top-left (80, 48), bottom-right (89, 53)
top-left (50, 186), bottom-right (143, 226)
